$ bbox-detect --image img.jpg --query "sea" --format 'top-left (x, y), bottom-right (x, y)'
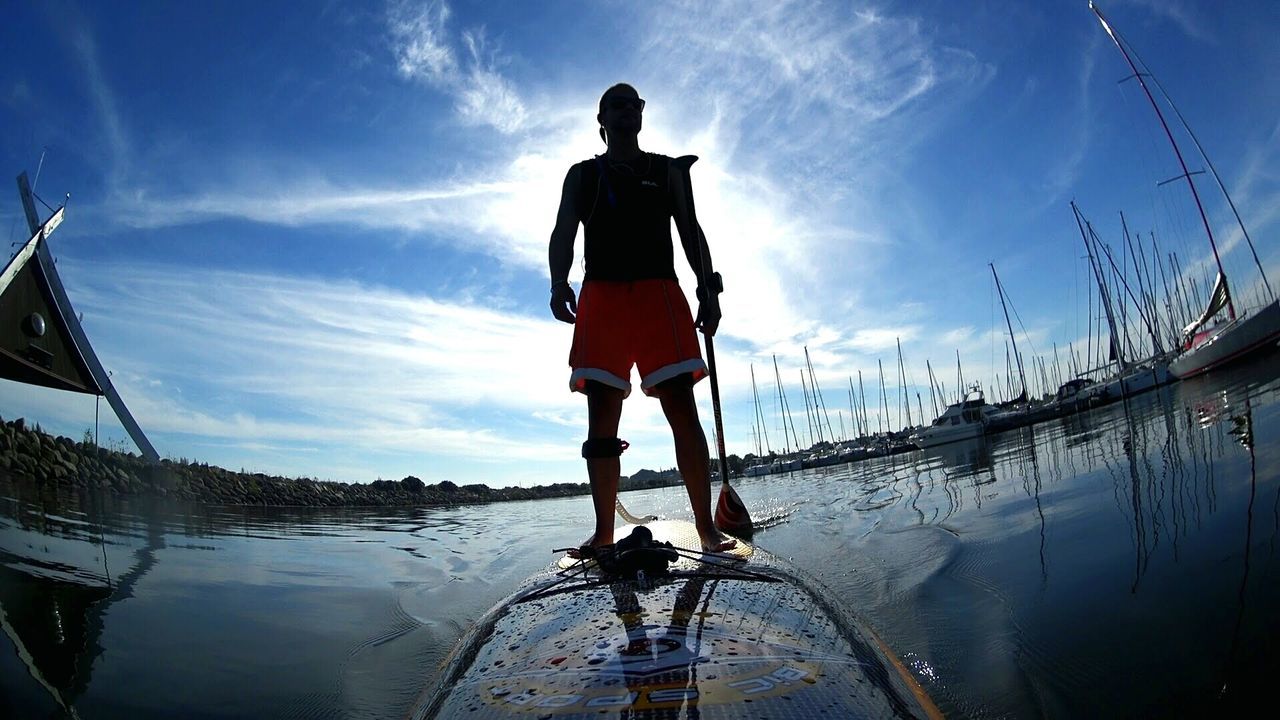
top-left (3, 348), bottom-right (1278, 719)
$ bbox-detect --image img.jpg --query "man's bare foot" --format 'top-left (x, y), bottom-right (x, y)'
top-left (699, 529), bottom-right (737, 554)
top-left (566, 532), bottom-right (614, 559)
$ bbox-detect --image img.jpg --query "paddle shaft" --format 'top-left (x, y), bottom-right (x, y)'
top-left (675, 155), bottom-right (743, 521)
top-left (704, 334), bottom-right (731, 487)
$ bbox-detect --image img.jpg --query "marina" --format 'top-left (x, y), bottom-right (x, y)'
top-left (733, 4), bottom-right (1280, 475)
top-left (2, 3), bottom-right (1278, 718)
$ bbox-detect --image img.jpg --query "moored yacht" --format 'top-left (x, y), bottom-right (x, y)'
top-left (911, 386), bottom-right (1000, 448)
top-left (1170, 296), bottom-right (1280, 379)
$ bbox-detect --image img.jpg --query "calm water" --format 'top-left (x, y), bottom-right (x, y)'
top-left (3, 351), bottom-right (1279, 719)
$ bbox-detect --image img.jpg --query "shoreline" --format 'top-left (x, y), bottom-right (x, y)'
top-left (0, 416), bottom-right (686, 508)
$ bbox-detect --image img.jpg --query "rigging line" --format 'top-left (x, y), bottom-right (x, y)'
top-left (31, 190), bottom-right (58, 214)
top-left (1004, 281), bottom-right (1041, 359)
top-left (32, 148), bottom-right (48, 194)
top-left (1124, 34), bottom-right (1274, 303)
top-left (1092, 3), bottom-right (1233, 319)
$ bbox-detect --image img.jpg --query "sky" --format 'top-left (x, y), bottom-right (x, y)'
top-left (1, 0), bottom-right (1278, 487)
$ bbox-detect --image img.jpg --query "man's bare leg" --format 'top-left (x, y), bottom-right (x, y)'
top-left (654, 379), bottom-right (737, 552)
top-left (576, 383), bottom-right (625, 554)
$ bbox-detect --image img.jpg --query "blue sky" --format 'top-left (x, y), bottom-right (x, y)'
top-left (2, 0), bottom-right (1277, 487)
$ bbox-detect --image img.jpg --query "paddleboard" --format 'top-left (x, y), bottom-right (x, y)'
top-left (414, 520), bottom-right (942, 719)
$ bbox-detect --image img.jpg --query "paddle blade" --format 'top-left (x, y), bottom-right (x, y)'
top-left (715, 482), bottom-right (753, 539)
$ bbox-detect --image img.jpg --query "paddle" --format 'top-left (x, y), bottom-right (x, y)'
top-left (705, 333), bottom-right (753, 539)
top-left (671, 154), bottom-right (753, 539)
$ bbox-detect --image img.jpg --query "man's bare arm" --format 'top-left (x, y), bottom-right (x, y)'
top-left (670, 157), bottom-right (721, 335)
top-left (670, 159), bottom-right (714, 280)
top-left (548, 166), bottom-right (581, 324)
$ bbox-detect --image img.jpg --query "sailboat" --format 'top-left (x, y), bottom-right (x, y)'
top-left (1091, 3), bottom-right (1280, 379)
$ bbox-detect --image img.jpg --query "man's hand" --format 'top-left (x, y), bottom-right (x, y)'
top-left (695, 294), bottom-right (721, 336)
top-left (550, 282), bottom-right (577, 324)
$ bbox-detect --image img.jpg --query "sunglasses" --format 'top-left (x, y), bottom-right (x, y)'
top-left (605, 96), bottom-right (645, 112)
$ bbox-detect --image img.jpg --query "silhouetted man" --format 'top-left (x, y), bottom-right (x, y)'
top-left (548, 83), bottom-right (735, 554)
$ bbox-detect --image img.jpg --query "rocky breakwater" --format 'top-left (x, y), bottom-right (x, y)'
top-left (0, 416), bottom-right (595, 507)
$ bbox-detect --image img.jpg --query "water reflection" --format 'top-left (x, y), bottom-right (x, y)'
top-left (0, 489), bottom-right (156, 716)
top-left (0, 349), bottom-right (1278, 718)
top-left (759, 349), bottom-right (1280, 717)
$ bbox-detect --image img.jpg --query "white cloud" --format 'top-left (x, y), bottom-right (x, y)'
top-left (388, 0), bottom-right (528, 134)
top-left (844, 328), bottom-right (916, 353)
top-left (6, 260), bottom-right (774, 483)
top-left (390, 0), bottom-right (456, 83)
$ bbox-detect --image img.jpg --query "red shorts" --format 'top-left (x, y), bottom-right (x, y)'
top-left (569, 279), bottom-right (707, 397)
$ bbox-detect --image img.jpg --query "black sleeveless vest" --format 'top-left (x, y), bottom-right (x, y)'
top-left (575, 153), bottom-right (677, 282)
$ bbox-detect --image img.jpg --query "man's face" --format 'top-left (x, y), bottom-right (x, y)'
top-left (599, 89), bottom-right (644, 136)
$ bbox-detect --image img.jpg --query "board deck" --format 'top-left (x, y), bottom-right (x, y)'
top-left (555, 519), bottom-right (753, 570)
top-left (416, 521), bottom-right (942, 719)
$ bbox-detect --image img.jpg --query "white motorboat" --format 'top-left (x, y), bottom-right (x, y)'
top-left (911, 386), bottom-right (999, 448)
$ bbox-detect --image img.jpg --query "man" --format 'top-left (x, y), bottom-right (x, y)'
top-left (548, 83), bottom-right (736, 554)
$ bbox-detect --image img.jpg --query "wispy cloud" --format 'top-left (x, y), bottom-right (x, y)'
top-left (388, 0), bottom-right (528, 133)
top-left (20, 260), bottom-right (766, 482)
top-left (1124, 0), bottom-right (1214, 44)
top-left (65, 14), bottom-right (130, 188)
top-left (390, 0), bottom-right (456, 82)
top-left (1035, 34), bottom-right (1100, 212)
top-left (641, 1), bottom-right (991, 175)
top-left (843, 328), bottom-right (918, 353)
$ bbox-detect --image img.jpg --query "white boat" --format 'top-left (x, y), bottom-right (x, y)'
top-left (771, 456), bottom-right (803, 473)
top-left (911, 386), bottom-right (999, 448)
top-left (1087, 357), bottom-right (1175, 401)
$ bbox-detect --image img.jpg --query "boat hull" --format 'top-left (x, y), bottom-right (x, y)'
top-left (1170, 300), bottom-right (1280, 379)
top-left (912, 421), bottom-right (985, 448)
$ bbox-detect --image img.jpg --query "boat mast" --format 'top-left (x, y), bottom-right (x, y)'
top-left (1123, 213), bottom-right (1164, 354)
top-left (896, 337), bottom-right (912, 427)
top-left (857, 370), bottom-right (869, 436)
top-left (847, 383), bottom-right (857, 439)
top-left (990, 263), bottom-right (1028, 400)
top-left (1073, 202), bottom-right (1126, 370)
top-left (926, 360), bottom-right (939, 417)
top-left (773, 354), bottom-right (799, 453)
top-left (1152, 234), bottom-right (1180, 343)
top-left (878, 359), bottom-right (890, 434)
top-left (1089, 1), bottom-right (1234, 319)
top-left (750, 364), bottom-right (771, 456)
top-left (804, 346), bottom-right (835, 442)
top-left (1135, 45), bottom-right (1275, 303)
top-left (1098, 240), bottom-right (1160, 356)
top-left (799, 370), bottom-right (816, 446)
